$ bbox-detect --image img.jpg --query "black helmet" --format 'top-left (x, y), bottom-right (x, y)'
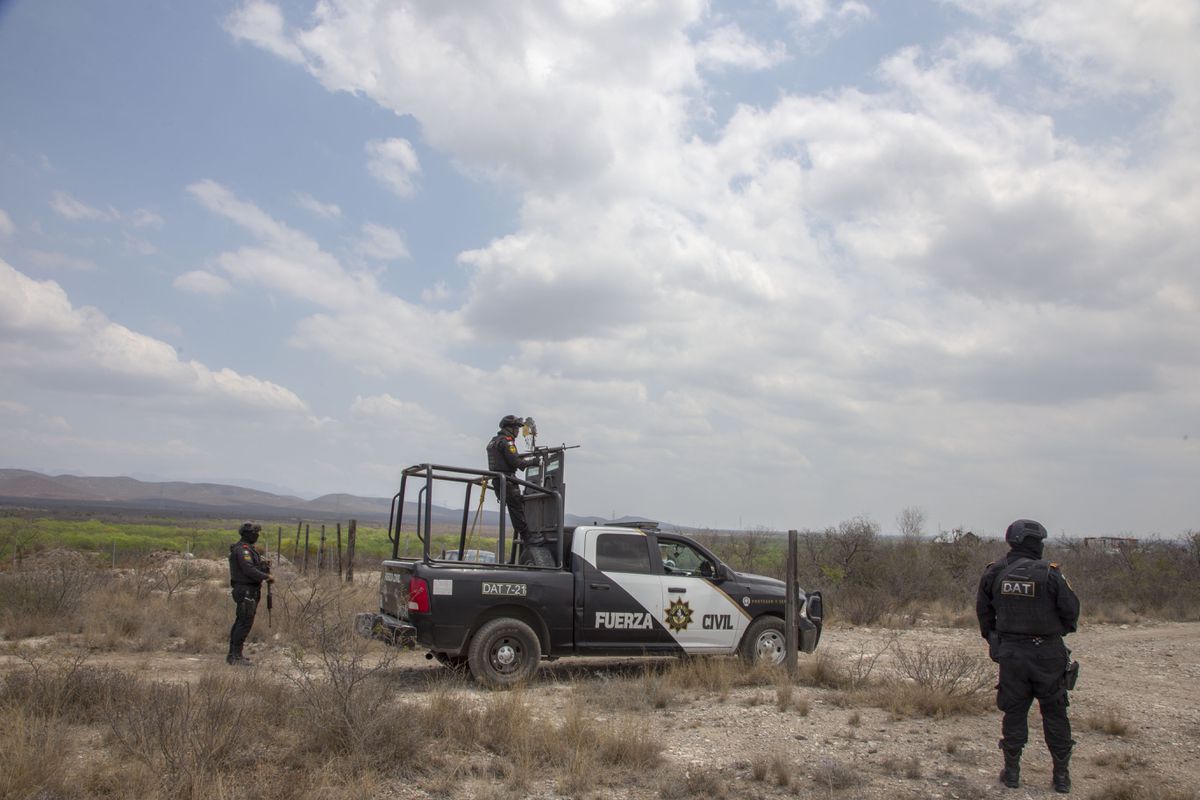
top-left (1005, 519), bottom-right (1047, 546)
top-left (499, 414), bottom-right (524, 430)
top-left (239, 521), bottom-right (262, 538)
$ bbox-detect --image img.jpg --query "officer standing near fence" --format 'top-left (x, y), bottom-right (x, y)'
top-left (977, 519), bottom-right (1080, 793)
top-left (227, 521), bottom-right (273, 666)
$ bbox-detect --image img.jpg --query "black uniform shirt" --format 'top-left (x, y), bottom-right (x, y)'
top-left (229, 541), bottom-right (271, 587)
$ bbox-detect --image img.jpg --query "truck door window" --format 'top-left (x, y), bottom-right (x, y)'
top-left (658, 541), bottom-right (712, 577)
top-left (596, 533), bottom-right (654, 574)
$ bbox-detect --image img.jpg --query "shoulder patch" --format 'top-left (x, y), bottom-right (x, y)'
top-left (507, 445), bottom-right (517, 453)
top-left (243, 554), bottom-right (252, 560)
top-left (1049, 562), bottom-right (1059, 569)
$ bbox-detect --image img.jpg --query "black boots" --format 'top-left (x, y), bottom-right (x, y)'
top-left (226, 645), bottom-right (252, 666)
top-left (999, 749), bottom-right (1021, 789)
top-left (1052, 754), bottom-right (1071, 793)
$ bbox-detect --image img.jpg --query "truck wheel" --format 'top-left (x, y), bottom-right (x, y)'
top-left (468, 617), bottom-right (542, 688)
top-left (740, 616), bottom-right (786, 666)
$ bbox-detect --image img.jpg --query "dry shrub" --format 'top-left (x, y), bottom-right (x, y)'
top-left (750, 754), bottom-right (769, 781)
top-left (0, 563), bottom-right (104, 639)
top-left (283, 591), bottom-right (401, 766)
top-left (892, 642), bottom-right (992, 696)
top-left (812, 757), bottom-right (864, 791)
top-left (1087, 709), bottom-right (1132, 737)
top-left (775, 681), bottom-right (794, 710)
top-left (847, 709), bottom-right (862, 726)
top-left (0, 647), bottom-right (126, 723)
top-left (882, 755), bottom-right (923, 779)
top-left (105, 671), bottom-right (257, 799)
top-left (658, 766), bottom-right (728, 799)
top-left (0, 706), bottom-right (74, 799)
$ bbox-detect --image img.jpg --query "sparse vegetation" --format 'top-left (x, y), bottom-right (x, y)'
top-left (1, 511), bottom-right (1198, 798)
top-left (1087, 708), bottom-right (1133, 736)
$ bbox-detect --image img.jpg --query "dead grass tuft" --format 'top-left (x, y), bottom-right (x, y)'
top-left (658, 766), bottom-right (728, 799)
top-left (1087, 709), bottom-right (1133, 737)
top-left (0, 706), bottom-right (74, 799)
top-left (1094, 750), bottom-right (1150, 770)
top-left (1089, 779), bottom-right (1196, 800)
top-left (882, 755), bottom-right (923, 779)
top-left (812, 757), bottom-right (864, 791)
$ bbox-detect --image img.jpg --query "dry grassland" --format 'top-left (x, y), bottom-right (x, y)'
top-left (1, 553), bottom-right (1199, 800)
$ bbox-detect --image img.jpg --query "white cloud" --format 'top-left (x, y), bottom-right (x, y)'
top-left (0, 258), bottom-right (307, 413)
top-left (350, 394), bottom-right (437, 427)
top-left (224, 0), bottom-right (304, 63)
top-left (188, 180), bottom-right (467, 373)
top-left (365, 138), bottom-right (421, 197)
top-left (122, 233), bottom-right (158, 256)
top-left (696, 24), bottom-right (787, 72)
top-left (0, 209), bottom-right (14, 238)
top-left (26, 250), bottom-right (98, 271)
top-left (174, 270), bottom-right (233, 296)
top-left (217, 0), bottom-right (1200, 532)
top-left (775, 0), bottom-right (872, 30)
top-left (50, 191), bottom-right (119, 222)
top-left (130, 208), bottom-right (164, 228)
top-left (296, 192), bottom-right (342, 219)
top-left (354, 222), bottom-right (409, 261)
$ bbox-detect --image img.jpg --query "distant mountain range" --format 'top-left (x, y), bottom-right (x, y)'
top-left (0, 468), bottom-right (631, 528)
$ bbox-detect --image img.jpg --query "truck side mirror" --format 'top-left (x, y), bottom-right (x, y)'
top-left (806, 591), bottom-right (823, 621)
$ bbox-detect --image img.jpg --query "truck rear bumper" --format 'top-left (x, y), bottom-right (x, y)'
top-left (355, 612), bottom-right (416, 647)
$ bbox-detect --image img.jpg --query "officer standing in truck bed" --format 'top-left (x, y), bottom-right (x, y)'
top-left (486, 415), bottom-right (552, 567)
top-left (977, 519), bottom-right (1080, 793)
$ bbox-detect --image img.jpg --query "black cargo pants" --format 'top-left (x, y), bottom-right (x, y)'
top-left (229, 584), bottom-right (261, 656)
top-left (996, 637), bottom-right (1074, 759)
top-left (493, 477), bottom-right (552, 566)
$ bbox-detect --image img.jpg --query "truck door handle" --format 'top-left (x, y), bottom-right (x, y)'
top-left (668, 587), bottom-right (686, 593)
top-left (589, 583), bottom-right (610, 590)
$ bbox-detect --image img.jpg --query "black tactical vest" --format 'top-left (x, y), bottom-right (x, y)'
top-left (486, 433), bottom-right (511, 473)
top-left (993, 558), bottom-right (1064, 637)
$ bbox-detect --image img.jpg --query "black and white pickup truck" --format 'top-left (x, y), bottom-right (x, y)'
top-left (358, 451), bottom-right (822, 686)
top-left (362, 522), bottom-right (823, 686)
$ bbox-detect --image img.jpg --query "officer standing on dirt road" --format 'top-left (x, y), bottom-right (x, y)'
top-left (227, 521), bottom-right (273, 666)
top-left (977, 519), bottom-right (1081, 793)
top-left (486, 415), bottom-right (552, 567)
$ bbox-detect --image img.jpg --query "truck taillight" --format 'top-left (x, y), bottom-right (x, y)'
top-left (408, 577), bottom-right (430, 613)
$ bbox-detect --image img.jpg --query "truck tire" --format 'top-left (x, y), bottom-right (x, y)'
top-left (467, 617), bottom-right (541, 688)
top-left (740, 616), bottom-right (786, 666)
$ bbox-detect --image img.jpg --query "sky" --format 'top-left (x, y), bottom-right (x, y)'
top-left (1, 0), bottom-right (1197, 537)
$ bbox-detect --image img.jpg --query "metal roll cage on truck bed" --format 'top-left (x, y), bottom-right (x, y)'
top-left (357, 437), bottom-right (824, 687)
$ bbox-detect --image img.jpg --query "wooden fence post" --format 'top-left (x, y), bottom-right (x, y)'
top-left (346, 519), bottom-right (357, 583)
top-left (785, 529), bottom-right (799, 679)
top-left (303, 524), bottom-right (310, 574)
top-left (293, 521), bottom-right (302, 563)
top-left (336, 522), bottom-right (343, 581)
top-left (318, 524), bottom-right (326, 573)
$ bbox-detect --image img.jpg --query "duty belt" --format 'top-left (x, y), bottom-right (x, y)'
top-left (999, 633), bottom-right (1062, 646)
